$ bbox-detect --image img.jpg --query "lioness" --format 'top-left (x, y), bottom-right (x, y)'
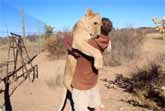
top-left (61, 17), bottom-right (112, 111)
top-left (63, 9), bottom-right (103, 91)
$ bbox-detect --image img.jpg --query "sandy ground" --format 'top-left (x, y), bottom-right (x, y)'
top-left (0, 35), bottom-right (165, 111)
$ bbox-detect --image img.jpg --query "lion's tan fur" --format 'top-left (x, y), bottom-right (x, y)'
top-left (63, 9), bottom-right (102, 90)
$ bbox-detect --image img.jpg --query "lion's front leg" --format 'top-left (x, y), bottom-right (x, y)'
top-left (73, 41), bottom-right (103, 69)
top-left (63, 55), bottom-right (77, 91)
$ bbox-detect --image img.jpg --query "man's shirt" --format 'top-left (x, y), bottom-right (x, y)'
top-left (64, 35), bottom-right (110, 90)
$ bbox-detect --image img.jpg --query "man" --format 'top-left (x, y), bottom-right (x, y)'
top-left (64, 17), bottom-right (112, 111)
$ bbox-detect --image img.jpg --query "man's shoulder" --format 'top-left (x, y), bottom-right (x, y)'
top-left (94, 35), bottom-right (110, 50)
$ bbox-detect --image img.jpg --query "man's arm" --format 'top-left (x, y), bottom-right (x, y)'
top-left (88, 34), bottom-right (111, 52)
top-left (63, 36), bottom-right (80, 58)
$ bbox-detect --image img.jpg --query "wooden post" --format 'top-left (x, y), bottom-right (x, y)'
top-left (20, 8), bottom-right (26, 42)
top-left (37, 20), bottom-right (41, 53)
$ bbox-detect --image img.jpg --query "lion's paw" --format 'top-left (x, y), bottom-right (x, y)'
top-left (94, 56), bottom-right (103, 69)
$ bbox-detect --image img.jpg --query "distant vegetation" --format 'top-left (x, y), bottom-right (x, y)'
top-left (103, 55), bottom-right (165, 111)
top-left (0, 27), bottom-right (159, 64)
top-left (0, 37), bottom-right (8, 45)
top-left (105, 28), bottom-right (144, 66)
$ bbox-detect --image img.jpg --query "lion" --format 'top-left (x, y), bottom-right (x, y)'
top-left (59, 9), bottom-right (102, 111)
top-left (63, 9), bottom-right (102, 92)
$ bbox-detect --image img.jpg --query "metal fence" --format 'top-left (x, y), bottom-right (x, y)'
top-left (0, 0), bottom-right (46, 37)
top-left (0, 1), bottom-right (44, 110)
top-left (0, 0), bottom-right (51, 64)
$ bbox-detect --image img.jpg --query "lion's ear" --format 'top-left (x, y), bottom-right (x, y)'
top-left (86, 9), bottom-right (93, 17)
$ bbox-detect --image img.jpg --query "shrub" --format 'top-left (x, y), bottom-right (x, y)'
top-left (102, 62), bottom-right (165, 111)
top-left (104, 28), bottom-right (144, 66)
top-left (0, 37), bottom-right (8, 45)
top-left (45, 74), bottom-right (63, 89)
top-left (44, 36), bottom-right (66, 59)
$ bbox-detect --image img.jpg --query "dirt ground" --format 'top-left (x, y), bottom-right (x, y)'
top-left (1, 34), bottom-right (165, 111)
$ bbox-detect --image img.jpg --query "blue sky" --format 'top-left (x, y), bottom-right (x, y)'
top-left (0, 0), bottom-right (165, 36)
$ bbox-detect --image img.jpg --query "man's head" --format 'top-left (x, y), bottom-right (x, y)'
top-left (101, 17), bottom-right (113, 36)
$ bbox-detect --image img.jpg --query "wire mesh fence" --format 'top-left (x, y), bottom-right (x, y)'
top-left (0, 1), bottom-right (43, 109)
top-left (0, 0), bottom-right (46, 36)
top-left (0, 0), bottom-right (50, 63)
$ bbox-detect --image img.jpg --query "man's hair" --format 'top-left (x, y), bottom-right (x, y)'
top-left (102, 17), bottom-right (113, 28)
top-left (101, 17), bottom-right (113, 35)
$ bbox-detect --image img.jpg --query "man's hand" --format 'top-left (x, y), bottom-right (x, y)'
top-left (106, 40), bottom-right (112, 53)
top-left (94, 51), bottom-right (103, 69)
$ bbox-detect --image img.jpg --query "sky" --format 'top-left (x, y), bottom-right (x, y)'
top-left (0, 0), bottom-right (165, 36)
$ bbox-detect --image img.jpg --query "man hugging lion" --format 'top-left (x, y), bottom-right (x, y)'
top-left (63, 17), bottom-right (113, 111)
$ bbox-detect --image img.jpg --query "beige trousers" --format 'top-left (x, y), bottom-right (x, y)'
top-left (72, 85), bottom-right (102, 111)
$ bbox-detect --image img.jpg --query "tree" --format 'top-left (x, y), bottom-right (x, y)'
top-left (44, 24), bottom-right (54, 39)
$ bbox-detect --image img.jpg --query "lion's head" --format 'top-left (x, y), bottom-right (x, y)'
top-left (84, 9), bottom-right (102, 38)
top-left (73, 9), bottom-right (102, 39)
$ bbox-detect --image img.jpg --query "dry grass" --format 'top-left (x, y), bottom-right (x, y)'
top-left (102, 56), bottom-right (165, 111)
top-left (0, 37), bottom-right (41, 79)
top-left (44, 36), bottom-right (66, 60)
top-left (44, 60), bottom-right (65, 89)
top-left (127, 63), bottom-right (165, 111)
top-left (43, 31), bottom-right (71, 60)
top-left (45, 74), bottom-right (63, 89)
top-left (0, 37), bottom-right (8, 45)
top-left (0, 45), bottom-right (8, 63)
top-left (0, 36), bottom-right (41, 61)
top-left (43, 28), bottom-right (144, 65)
top-left (104, 28), bottom-right (144, 66)
top-left (103, 66), bottom-right (165, 111)
top-left (0, 37), bottom-right (9, 63)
